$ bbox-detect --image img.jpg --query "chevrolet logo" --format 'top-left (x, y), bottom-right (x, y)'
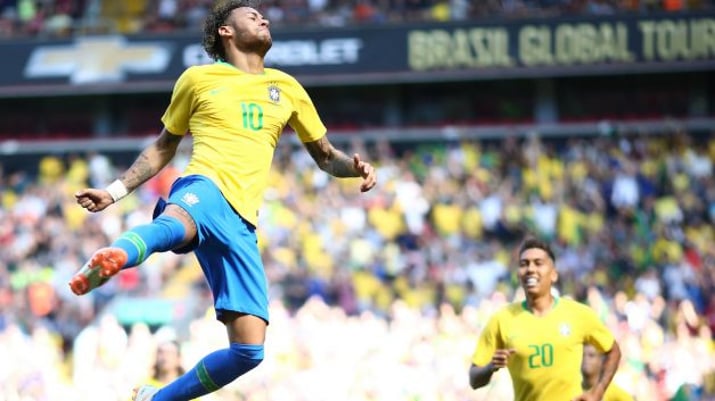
top-left (24, 36), bottom-right (172, 84)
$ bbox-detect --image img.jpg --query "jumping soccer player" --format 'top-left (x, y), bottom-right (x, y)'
top-left (69, 1), bottom-right (376, 400)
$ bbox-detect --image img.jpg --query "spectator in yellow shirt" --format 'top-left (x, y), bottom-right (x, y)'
top-left (140, 341), bottom-right (195, 401)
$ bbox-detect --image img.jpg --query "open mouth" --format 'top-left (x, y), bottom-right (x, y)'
top-left (524, 277), bottom-right (539, 288)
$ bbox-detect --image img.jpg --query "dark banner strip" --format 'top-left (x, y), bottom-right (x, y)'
top-left (0, 13), bottom-right (712, 92)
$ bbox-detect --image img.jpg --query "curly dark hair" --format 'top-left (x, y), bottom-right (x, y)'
top-left (202, 0), bottom-right (261, 61)
top-left (518, 237), bottom-right (556, 262)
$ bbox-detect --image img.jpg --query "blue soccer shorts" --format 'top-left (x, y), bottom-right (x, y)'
top-left (153, 174), bottom-right (269, 323)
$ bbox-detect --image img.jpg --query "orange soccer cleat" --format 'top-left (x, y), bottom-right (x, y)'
top-left (68, 247), bottom-right (128, 295)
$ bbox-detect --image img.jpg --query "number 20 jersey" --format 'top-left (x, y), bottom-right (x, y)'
top-left (471, 297), bottom-right (615, 401)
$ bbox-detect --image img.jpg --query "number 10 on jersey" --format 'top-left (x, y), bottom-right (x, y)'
top-left (241, 102), bottom-right (263, 131)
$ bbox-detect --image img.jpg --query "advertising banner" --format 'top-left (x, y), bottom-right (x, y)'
top-left (0, 12), bottom-right (712, 95)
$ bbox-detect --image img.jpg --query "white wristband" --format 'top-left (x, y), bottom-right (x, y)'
top-left (105, 179), bottom-right (129, 202)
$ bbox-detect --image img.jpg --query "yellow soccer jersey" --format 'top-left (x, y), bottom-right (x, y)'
top-left (602, 383), bottom-right (634, 401)
top-left (471, 298), bottom-right (615, 401)
top-left (161, 62), bottom-right (327, 226)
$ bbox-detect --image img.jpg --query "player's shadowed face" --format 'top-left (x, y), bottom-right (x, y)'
top-left (220, 7), bottom-right (272, 56)
top-left (581, 344), bottom-right (602, 377)
top-left (517, 247), bottom-right (557, 297)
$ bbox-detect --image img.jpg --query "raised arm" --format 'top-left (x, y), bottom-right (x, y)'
top-left (75, 128), bottom-right (183, 212)
top-left (303, 136), bottom-right (376, 192)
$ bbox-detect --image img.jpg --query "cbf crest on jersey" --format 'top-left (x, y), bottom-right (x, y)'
top-left (559, 323), bottom-right (571, 336)
top-left (268, 84), bottom-right (281, 103)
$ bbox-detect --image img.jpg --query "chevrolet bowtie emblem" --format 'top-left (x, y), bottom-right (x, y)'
top-left (24, 36), bottom-right (173, 84)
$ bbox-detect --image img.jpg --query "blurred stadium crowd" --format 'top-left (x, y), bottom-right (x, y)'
top-left (1, 130), bottom-right (715, 400)
top-left (0, 0), bottom-right (713, 38)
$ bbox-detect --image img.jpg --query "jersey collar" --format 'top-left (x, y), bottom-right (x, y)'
top-left (521, 296), bottom-right (560, 314)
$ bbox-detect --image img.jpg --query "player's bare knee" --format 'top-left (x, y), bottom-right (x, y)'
top-left (223, 312), bottom-right (267, 344)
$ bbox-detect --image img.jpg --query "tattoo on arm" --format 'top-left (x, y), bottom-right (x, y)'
top-left (120, 153), bottom-right (154, 191)
top-left (326, 151), bottom-right (358, 177)
top-left (120, 129), bottom-right (182, 191)
top-left (304, 136), bottom-right (359, 178)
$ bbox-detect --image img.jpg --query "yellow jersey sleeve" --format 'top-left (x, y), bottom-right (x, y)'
top-left (580, 304), bottom-right (615, 353)
top-left (286, 77), bottom-right (326, 143)
top-left (471, 313), bottom-right (502, 366)
top-left (161, 67), bottom-right (196, 136)
top-left (603, 383), bottom-right (634, 401)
